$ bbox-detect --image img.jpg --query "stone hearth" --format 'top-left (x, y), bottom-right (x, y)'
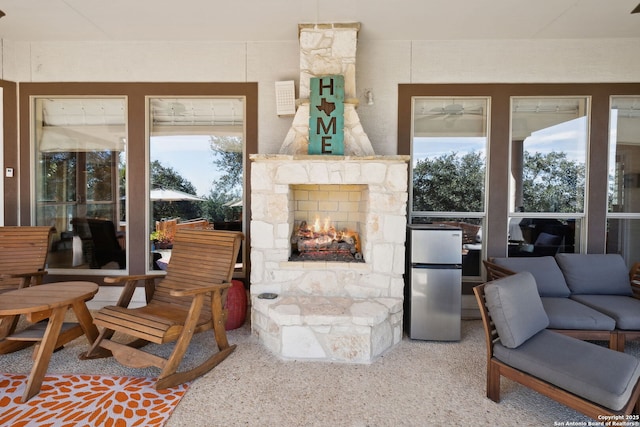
top-left (250, 155), bottom-right (409, 362)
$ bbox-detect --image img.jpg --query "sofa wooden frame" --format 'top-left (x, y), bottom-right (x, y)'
top-left (474, 283), bottom-right (640, 419)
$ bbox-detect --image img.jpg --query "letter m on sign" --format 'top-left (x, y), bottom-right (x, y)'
top-left (308, 75), bottom-right (344, 155)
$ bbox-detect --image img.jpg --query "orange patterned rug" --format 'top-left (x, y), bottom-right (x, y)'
top-left (0, 373), bottom-right (189, 426)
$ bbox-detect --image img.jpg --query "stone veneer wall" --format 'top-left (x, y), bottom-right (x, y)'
top-left (279, 23), bottom-right (375, 156)
top-left (250, 154), bottom-right (409, 299)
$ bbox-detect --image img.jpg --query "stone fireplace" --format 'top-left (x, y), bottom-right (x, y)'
top-left (249, 23), bottom-right (409, 363)
top-left (250, 155), bottom-right (408, 362)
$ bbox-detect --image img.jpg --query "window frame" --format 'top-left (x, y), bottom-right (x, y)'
top-left (19, 82), bottom-right (257, 283)
top-left (399, 83), bottom-right (640, 262)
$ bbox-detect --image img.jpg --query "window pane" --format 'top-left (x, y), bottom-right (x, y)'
top-left (508, 216), bottom-right (581, 257)
top-left (149, 97), bottom-right (244, 272)
top-left (510, 97), bottom-right (588, 214)
top-left (607, 219), bottom-right (640, 266)
top-left (609, 97), bottom-right (640, 214)
top-left (411, 98), bottom-right (488, 213)
top-left (410, 97), bottom-right (488, 278)
top-left (35, 98), bottom-right (127, 270)
top-left (607, 97), bottom-right (640, 268)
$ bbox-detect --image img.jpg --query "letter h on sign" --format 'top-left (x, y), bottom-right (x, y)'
top-left (308, 75), bottom-right (345, 155)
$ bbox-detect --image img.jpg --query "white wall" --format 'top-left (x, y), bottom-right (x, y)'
top-left (2, 38), bottom-right (639, 155)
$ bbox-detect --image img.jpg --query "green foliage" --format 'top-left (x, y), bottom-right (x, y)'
top-left (411, 149), bottom-right (584, 214)
top-left (150, 160), bottom-right (201, 221)
top-left (200, 136), bottom-right (243, 222)
top-left (521, 151), bottom-right (584, 213)
top-left (413, 151), bottom-right (485, 212)
top-left (209, 136), bottom-right (243, 197)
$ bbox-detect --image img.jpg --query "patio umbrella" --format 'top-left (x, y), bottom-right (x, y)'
top-left (223, 199), bottom-right (243, 208)
top-left (150, 188), bottom-right (204, 202)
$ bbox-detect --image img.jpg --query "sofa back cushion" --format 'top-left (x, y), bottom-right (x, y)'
top-left (491, 256), bottom-right (571, 297)
top-left (485, 271), bottom-right (550, 348)
top-left (555, 253), bottom-right (632, 296)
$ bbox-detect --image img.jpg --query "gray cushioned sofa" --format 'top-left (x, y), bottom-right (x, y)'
top-left (484, 254), bottom-right (640, 351)
top-left (474, 271), bottom-right (640, 418)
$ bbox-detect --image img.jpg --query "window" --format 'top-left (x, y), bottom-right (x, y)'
top-left (607, 96), bottom-right (640, 266)
top-left (148, 97), bottom-right (245, 272)
top-left (410, 97), bottom-right (489, 277)
top-left (34, 97), bottom-right (127, 271)
top-left (508, 97), bottom-right (588, 257)
top-left (22, 82), bottom-right (257, 280)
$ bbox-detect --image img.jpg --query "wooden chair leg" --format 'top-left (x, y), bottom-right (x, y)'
top-left (617, 332), bottom-right (626, 353)
top-left (158, 294), bottom-right (205, 380)
top-left (211, 289), bottom-right (231, 351)
top-left (79, 327), bottom-right (114, 359)
top-left (487, 360), bottom-right (501, 402)
top-left (609, 331), bottom-right (618, 351)
top-left (154, 291), bottom-right (237, 390)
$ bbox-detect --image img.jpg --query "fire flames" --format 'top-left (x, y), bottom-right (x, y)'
top-left (290, 216), bottom-right (362, 261)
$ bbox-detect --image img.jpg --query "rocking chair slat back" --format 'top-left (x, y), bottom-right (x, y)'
top-left (0, 226), bottom-right (53, 291)
top-left (150, 229), bottom-right (242, 317)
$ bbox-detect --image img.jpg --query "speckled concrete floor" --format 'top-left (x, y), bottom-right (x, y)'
top-left (1, 315), bottom-right (625, 427)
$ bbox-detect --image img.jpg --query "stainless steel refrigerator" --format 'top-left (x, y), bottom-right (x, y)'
top-left (405, 224), bottom-right (462, 341)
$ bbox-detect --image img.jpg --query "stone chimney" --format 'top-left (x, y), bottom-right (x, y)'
top-left (279, 22), bottom-right (375, 156)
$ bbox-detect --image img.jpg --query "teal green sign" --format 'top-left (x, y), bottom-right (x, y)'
top-left (308, 75), bottom-right (344, 155)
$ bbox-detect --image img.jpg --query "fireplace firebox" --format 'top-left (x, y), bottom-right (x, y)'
top-left (289, 184), bottom-right (366, 262)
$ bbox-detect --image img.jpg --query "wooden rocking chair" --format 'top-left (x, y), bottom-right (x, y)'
top-left (0, 226), bottom-right (54, 354)
top-left (81, 229), bottom-right (243, 389)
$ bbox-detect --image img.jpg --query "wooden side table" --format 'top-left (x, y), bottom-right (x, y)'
top-left (0, 281), bottom-right (99, 402)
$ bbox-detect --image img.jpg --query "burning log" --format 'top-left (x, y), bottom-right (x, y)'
top-left (291, 220), bottom-right (361, 260)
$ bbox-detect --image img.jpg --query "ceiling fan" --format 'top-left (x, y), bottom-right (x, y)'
top-left (633, 3), bottom-right (640, 13)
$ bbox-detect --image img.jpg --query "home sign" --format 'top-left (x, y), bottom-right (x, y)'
top-left (308, 75), bottom-right (344, 155)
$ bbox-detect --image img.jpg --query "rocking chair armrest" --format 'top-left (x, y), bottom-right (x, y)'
top-left (0, 270), bottom-right (47, 279)
top-left (105, 273), bottom-right (165, 306)
top-left (166, 281), bottom-right (233, 297)
top-left (104, 274), bottom-right (165, 284)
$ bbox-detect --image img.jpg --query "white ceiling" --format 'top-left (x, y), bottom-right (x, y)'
top-left (0, 0), bottom-right (639, 43)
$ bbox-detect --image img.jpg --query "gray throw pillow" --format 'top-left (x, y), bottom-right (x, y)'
top-left (484, 271), bottom-right (550, 348)
top-left (492, 256), bottom-right (571, 297)
top-left (555, 253), bottom-right (632, 295)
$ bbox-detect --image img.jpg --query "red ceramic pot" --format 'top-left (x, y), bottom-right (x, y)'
top-left (225, 279), bottom-right (247, 330)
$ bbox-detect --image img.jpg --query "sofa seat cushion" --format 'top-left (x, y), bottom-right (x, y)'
top-left (485, 271), bottom-right (549, 348)
top-left (492, 256), bottom-right (571, 297)
top-left (555, 253), bottom-right (632, 296)
top-left (494, 329), bottom-right (640, 411)
top-left (541, 297), bottom-right (616, 331)
top-left (570, 295), bottom-right (640, 330)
